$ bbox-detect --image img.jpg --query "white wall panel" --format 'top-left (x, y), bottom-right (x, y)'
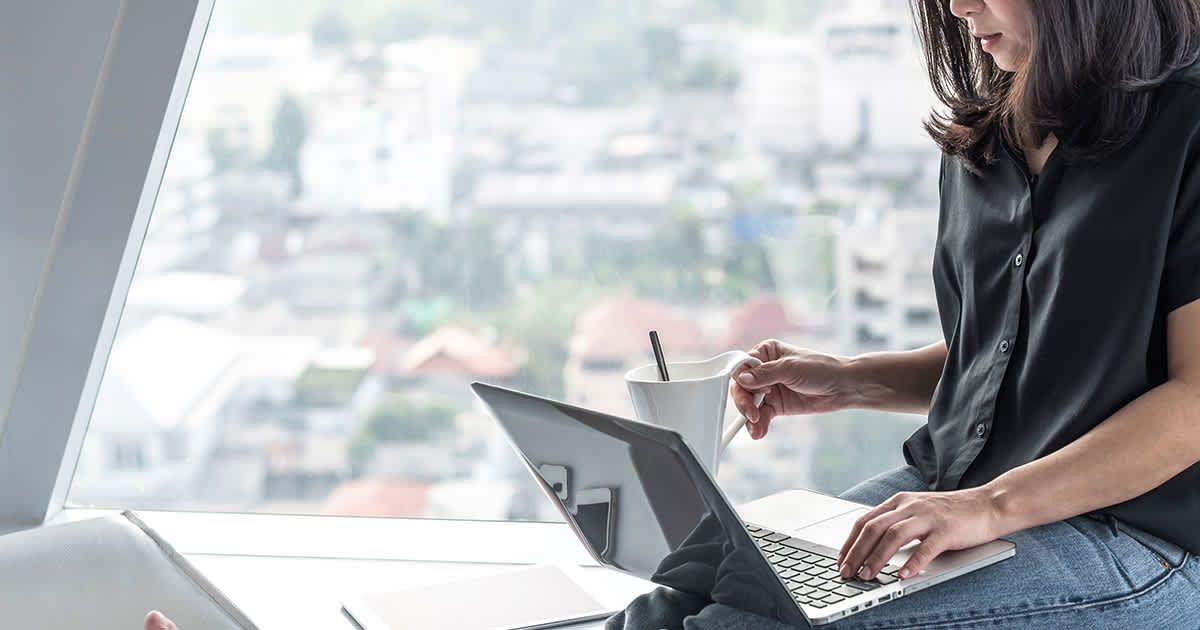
top-left (0, 0), bottom-right (210, 525)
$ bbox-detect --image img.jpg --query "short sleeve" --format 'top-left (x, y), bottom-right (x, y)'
top-left (1166, 150), bottom-right (1200, 312)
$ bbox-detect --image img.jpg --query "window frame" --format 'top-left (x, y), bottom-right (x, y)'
top-left (0, 0), bottom-right (214, 527)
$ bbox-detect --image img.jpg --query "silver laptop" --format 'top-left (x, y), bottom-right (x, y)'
top-left (471, 382), bottom-right (1014, 627)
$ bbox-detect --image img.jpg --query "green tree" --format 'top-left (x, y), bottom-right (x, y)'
top-left (492, 279), bottom-right (585, 399)
top-left (205, 127), bottom-right (243, 175)
top-left (388, 212), bottom-right (511, 309)
top-left (261, 92), bottom-right (308, 198)
top-left (292, 367), bottom-right (367, 407)
top-left (670, 58), bottom-right (741, 92)
top-left (643, 26), bottom-right (683, 85)
top-left (365, 396), bottom-right (457, 442)
top-left (628, 208), bottom-right (711, 303)
top-left (346, 395), bottom-right (459, 477)
top-left (311, 12), bottom-right (352, 48)
top-left (721, 239), bottom-right (776, 302)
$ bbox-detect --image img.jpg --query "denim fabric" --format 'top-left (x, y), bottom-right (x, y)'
top-left (605, 466), bottom-right (1200, 630)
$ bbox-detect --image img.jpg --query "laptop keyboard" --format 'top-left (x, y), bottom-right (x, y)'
top-left (745, 522), bottom-right (899, 610)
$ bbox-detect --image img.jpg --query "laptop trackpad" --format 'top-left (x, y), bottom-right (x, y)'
top-left (737, 489), bottom-right (865, 534)
top-left (794, 507), bottom-right (919, 565)
top-left (791, 507), bottom-right (870, 550)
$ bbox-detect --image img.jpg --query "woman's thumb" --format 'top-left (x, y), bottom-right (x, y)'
top-left (736, 361), bottom-right (785, 388)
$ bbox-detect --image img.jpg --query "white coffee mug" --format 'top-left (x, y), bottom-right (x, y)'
top-left (625, 350), bottom-right (766, 475)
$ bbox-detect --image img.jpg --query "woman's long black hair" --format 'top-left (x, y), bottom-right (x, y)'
top-left (912, 0), bottom-right (1200, 171)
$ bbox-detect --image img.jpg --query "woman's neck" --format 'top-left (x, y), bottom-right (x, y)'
top-left (1026, 134), bottom-right (1059, 177)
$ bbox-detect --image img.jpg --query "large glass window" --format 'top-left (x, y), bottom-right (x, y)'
top-left (69, 0), bottom-right (941, 520)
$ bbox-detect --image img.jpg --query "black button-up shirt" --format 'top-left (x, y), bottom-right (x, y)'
top-left (903, 61), bottom-right (1200, 554)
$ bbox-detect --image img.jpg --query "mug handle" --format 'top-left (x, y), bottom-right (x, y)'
top-left (719, 356), bottom-right (765, 453)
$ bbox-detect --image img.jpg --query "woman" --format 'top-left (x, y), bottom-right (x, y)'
top-left (608, 0), bottom-right (1200, 628)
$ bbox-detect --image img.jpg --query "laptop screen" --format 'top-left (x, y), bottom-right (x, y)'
top-left (471, 383), bottom-right (807, 627)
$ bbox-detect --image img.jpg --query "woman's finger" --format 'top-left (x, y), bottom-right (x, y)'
top-left (898, 534), bottom-right (948, 579)
top-left (839, 497), bottom-right (912, 578)
top-left (837, 493), bottom-right (904, 564)
top-left (729, 373), bottom-right (760, 422)
top-left (747, 403), bottom-right (776, 438)
top-left (856, 517), bottom-right (928, 580)
top-left (145, 611), bottom-right (177, 630)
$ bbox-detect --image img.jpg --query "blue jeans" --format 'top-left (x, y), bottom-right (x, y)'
top-left (605, 466), bottom-right (1200, 629)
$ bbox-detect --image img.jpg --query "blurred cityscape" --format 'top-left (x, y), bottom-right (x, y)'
top-left (70, 0), bottom-right (940, 520)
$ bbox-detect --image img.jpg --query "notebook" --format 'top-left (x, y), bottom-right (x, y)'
top-left (0, 511), bottom-right (258, 630)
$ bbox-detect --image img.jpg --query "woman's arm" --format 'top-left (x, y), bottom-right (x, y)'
top-left (842, 340), bottom-right (948, 415)
top-left (984, 300), bottom-right (1200, 532)
top-left (837, 300), bottom-right (1200, 581)
top-left (731, 340), bottom-right (947, 438)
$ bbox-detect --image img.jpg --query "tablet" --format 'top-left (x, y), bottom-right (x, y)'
top-left (341, 564), bottom-right (617, 630)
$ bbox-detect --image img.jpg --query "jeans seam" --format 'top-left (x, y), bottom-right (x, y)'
top-left (1062, 518), bottom-right (1137, 587)
top-left (865, 552), bottom-right (1189, 630)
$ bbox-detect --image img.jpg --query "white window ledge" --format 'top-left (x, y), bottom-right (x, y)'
top-left (44, 509), bottom-right (651, 629)
top-left (56, 508), bottom-right (596, 565)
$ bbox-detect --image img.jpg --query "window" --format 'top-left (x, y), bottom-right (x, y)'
top-left (66, 1), bottom-right (939, 521)
top-left (110, 440), bottom-right (150, 472)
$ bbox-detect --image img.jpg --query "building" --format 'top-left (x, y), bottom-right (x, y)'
top-left (298, 38), bottom-right (480, 222)
top-left (564, 298), bottom-right (708, 416)
top-left (72, 317), bottom-right (247, 506)
top-left (834, 207), bottom-right (942, 355)
top-left (814, 4), bottom-right (933, 153)
top-left (735, 31), bottom-right (819, 155)
top-left (394, 323), bottom-right (521, 405)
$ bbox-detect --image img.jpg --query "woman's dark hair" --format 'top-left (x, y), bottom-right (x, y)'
top-left (911, 0), bottom-right (1200, 171)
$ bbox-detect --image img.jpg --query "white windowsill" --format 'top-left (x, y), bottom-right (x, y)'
top-left (45, 509), bottom-right (651, 629)
top-left (57, 508), bottom-right (595, 564)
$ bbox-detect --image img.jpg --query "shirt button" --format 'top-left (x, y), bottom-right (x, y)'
top-left (975, 423), bottom-right (987, 438)
top-left (1014, 253), bottom-right (1025, 267)
top-left (999, 339), bottom-right (1011, 353)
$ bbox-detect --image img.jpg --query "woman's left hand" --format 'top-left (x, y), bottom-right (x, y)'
top-left (836, 487), bottom-right (1006, 581)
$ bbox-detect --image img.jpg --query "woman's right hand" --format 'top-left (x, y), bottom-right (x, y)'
top-left (730, 339), bottom-right (854, 440)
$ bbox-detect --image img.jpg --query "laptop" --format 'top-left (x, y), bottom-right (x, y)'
top-left (471, 382), bottom-right (1014, 627)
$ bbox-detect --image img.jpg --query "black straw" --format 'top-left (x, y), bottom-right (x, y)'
top-left (649, 330), bottom-right (670, 381)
